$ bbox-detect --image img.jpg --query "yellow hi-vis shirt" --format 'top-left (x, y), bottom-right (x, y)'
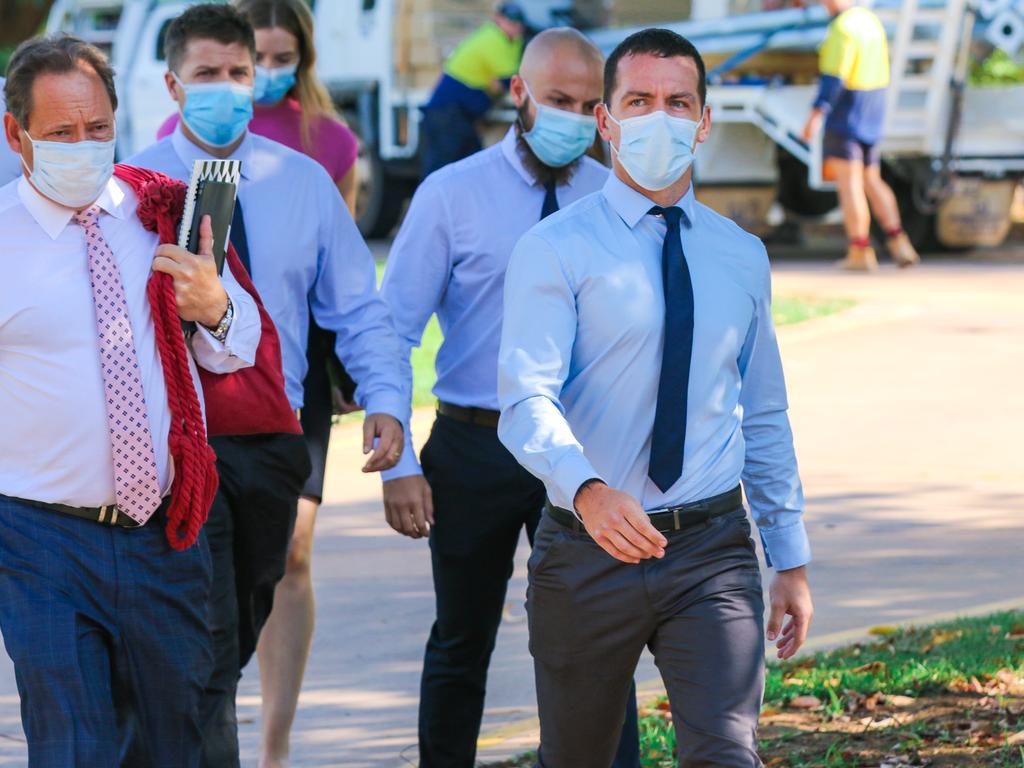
top-left (444, 21), bottom-right (524, 92)
top-left (819, 6), bottom-right (890, 90)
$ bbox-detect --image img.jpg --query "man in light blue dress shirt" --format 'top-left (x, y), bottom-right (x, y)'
top-left (498, 29), bottom-right (814, 766)
top-left (380, 29), bottom-right (640, 768)
top-left (126, 6), bottom-right (404, 766)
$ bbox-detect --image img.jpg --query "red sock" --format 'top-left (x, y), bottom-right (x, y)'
top-left (885, 227), bottom-right (903, 238)
top-left (850, 237), bottom-right (871, 248)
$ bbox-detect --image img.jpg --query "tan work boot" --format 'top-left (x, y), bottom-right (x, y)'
top-left (887, 232), bottom-right (920, 268)
top-left (835, 244), bottom-right (879, 272)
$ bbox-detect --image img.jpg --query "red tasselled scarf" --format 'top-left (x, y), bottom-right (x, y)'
top-left (114, 164), bottom-right (300, 549)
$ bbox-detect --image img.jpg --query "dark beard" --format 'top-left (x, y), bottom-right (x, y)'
top-left (515, 105), bottom-right (580, 188)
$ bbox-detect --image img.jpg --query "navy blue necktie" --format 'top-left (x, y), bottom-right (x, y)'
top-left (230, 199), bottom-right (251, 276)
top-left (648, 206), bottom-right (694, 492)
top-left (540, 180), bottom-right (559, 220)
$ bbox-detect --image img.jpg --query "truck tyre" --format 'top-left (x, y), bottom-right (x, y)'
top-left (874, 163), bottom-right (944, 254)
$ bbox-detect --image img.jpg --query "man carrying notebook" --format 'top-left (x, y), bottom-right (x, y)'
top-left (128, 5), bottom-right (405, 767)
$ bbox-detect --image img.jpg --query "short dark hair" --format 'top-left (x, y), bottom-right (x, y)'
top-left (164, 3), bottom-right (256, 73)
top-left (603, 28), bottom-right (707, 107)
top-left (3, 35), bottom-right (118, 129)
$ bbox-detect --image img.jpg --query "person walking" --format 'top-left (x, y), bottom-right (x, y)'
top-left (802, 0), bottom-right (920, 271)
top-left (498, 28), bottom-right (814, 767)
top-left (380, 28), bottom-right (640, 768)
top-left (0, 34), bottom-right (260, 766)
top-left (419, 2), bottom-right (526, 177)
top-left (128, 6), bottom-right (405, 767)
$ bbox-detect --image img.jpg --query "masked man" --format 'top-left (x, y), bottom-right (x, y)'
top-left (0, 35), bottom-right (259, 766)
top-left (128, 6), bottom-right (405, 767)
top-left (380, 28), bottom-right (640, 768)
top-left (498, 28), bottom-right (815, 767)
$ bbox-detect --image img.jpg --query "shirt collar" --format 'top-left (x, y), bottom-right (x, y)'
top-left (17, 173), bottom-right (128, 240)
top-left (171, 123), bottom-right (253, 180)
top-left (499, 125), bottom-right (581, 189)
top-left (601, 172), bottom-right (696, 230)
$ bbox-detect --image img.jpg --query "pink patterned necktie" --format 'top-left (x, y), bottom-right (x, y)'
top-left (74, 206), bottom-right (163, 525)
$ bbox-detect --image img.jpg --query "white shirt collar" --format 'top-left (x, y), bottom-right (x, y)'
top-left (17, 174), bottom-right (128, 240)
top-left (171, 123), bottom-right (253, 180)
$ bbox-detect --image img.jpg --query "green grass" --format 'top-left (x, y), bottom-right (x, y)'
top-left (634, 610), bottom-right (1024, 768)
top-left (375, 262), bottom-right (854, 409)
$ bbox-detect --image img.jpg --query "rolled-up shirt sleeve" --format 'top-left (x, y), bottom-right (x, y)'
top-left (738, 250), bottom-right (811, 571)
top-left (497, 232), bottom-right (602, 510)
top-left (379, 178), bottom-right (453, 480)
top-left (309, 174), bottom-right (404, 423)
top-left (189, 257), bottom-right (260, 373)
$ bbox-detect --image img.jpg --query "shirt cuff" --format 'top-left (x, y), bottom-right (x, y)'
top-left (548, 449), bottom-right (603, 512)
top-left (758, 519), bottom-right (812, 572)
top-left (362, 390), bottom-right (405, 425)
top-left (381, 439), bottom-right (423, 481)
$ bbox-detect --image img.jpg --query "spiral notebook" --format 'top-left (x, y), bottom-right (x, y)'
top-left (178, 159), bottom-right (242, 276)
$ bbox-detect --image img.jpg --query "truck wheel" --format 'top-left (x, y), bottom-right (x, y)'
top-left (776, 148), bottom-right (839, 217)
top-left (874, 163), bottom-right (943, 254)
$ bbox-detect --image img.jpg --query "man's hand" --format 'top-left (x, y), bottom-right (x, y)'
top-left (767, 565), bottom-right (814, 660)
top-left (574, 482), bottom-right (666, 564)
top-left (383, 475), bottom-right (434, 539)
top-left (331, 387), bottom-right (363, 415)
top-left (153, 215), bottom-right (228, 327)
top-left (801, 108), bottom-right (824, 143)
top-left (362, 413), bottom-right (404, 473)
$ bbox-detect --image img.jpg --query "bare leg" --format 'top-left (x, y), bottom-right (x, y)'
top-left (257, 497), bottom-right (319, 768)
top-left (833, 157), bottom-right (870, 241)
top-left (865, 164), bottom-right (920, 266)
top-left (864, 163), bottom-right (902, 232)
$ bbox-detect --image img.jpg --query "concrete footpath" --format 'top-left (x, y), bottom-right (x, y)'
top-left (0, 261), bottom-right (1022, 766)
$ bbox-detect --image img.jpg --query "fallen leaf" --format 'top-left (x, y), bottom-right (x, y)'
top-left (851, 660), bottom-right (887, 674)
top-left (1007, 730), bottom-right (1024, 746)
top-left (887, 694), bottom-right (916, 708)
top-left (869, 625), bottom-right (900, 636)
top-left (760, 706), bottom-right (781, 717)
top-left (788, 695), bottom-right (822, 709)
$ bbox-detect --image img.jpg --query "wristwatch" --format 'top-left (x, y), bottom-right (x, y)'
top-left (202, 297), bottom-right (234, 343)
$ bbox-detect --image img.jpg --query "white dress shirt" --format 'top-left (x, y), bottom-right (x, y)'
top-left (380, 127), bottom-right (609, 478)
top-left (0, 175), bottom-right (260, 508)
top-left (0, 82), bottom-right (23, 186)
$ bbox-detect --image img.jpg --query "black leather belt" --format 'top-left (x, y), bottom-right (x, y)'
top-left (437, 401), bottom-right (500, 428)
top-left (15, 495), bottom-right (171, 529)
top-left (545, 485), bottom-right (743, 535)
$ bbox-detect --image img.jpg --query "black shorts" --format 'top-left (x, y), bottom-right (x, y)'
top-left (823, 131), bottom-right (881, 166)
top-left (300, 322), bottom-right (335, 502)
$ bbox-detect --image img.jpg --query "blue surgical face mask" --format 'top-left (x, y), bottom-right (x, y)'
top-left (21, 131), bottom-right (116, 208)
top-left (520, 80), bottom-right (597, 168)
top-left (174, 73), bottom-right (254, 148)
top-left (606, 108), bottom-right (704, 191)
top-left (254, 64), bottom-right (298, 105)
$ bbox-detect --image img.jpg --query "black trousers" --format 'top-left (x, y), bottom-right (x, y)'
top-left (198, 433), bottom-right (312, 768)
top-left (418, 413), bottom-right (641, 768)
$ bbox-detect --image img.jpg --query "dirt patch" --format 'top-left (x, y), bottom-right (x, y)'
top-left (759, 691), bottom-right (1024, 767)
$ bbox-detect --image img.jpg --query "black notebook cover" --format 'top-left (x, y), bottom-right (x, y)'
top-left (185, 179), bottom-right (236, 275)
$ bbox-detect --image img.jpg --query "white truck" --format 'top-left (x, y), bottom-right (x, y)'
top-left (46, 0), bottom-right (1024, 246)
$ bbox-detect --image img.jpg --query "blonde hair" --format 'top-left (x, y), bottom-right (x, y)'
top-left (234, 0), bottom-right (339, 152)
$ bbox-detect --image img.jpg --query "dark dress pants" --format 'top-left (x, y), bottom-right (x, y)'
top-left (420, 104), bottom-right (483, 179)
top-left (417, 413), bottom-right (641, 768)
top-left (0, 496), bottom-right (212, 768)
top-left (198, 434), bottom-right (312, 768)
top-left (528, 506), bottom-right (767, 768)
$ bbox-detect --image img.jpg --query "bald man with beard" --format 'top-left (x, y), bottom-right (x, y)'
top-left (379, 28), bottom-right (641, 768)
